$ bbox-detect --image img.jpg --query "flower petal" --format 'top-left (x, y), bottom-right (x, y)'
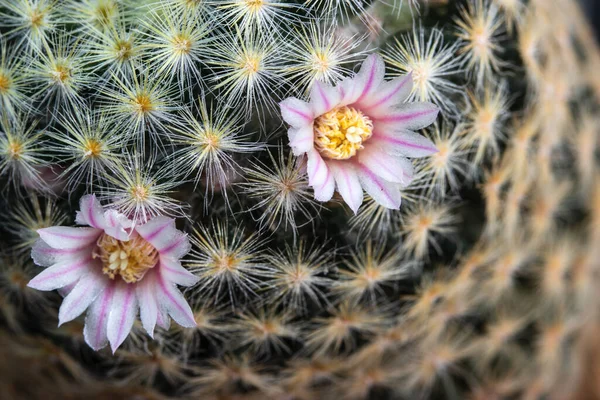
top-left (357, 145), bottom-right (414, 185)
top-left (358, 73), bottom-right (413, 112)
top-left (310, 80), bottom-right (342, 116)
top-left (31, 240), bottom-right (57, 267)
top-left (306, 149), bottom-right (330, 188)
top-left (313, 164), bottom-right (335, 202)
top-left (156, 270), bottom-right (196, 328)
top-left (356, 164), bottom-right (402, 209)
top-left (339, 76), bottom-right (356, 105)
top-left (136, 216), bottom-right (192, 259)
top-left (103, 210), bottom-right (133, 241)
top-left (38, 226), bottom-right (102, 250)
top-left (329, 161), bottom-right (363, 214)
top-left (58, 269), bottom-right (109, 326)
top-left (135, 216), bottom-right (173, 242)
top-left (353, 54), bottom-right (386, 103)
top-left (371, 129), bottom-right (439, 158)
top-left (162, 234), bottom-right (190, 259)
top-left (160, 257), bottom-right (199, 287)
top-left (288, 125), bottom-right (314, 155)
top-left (373, 102), bottom-right (439, 129)
top-left (58, 281), bottom-right (77, 298)
top-left (107, 280), bottom-right (138, 353)
top-left (31, 239), bottom-right (89, 267)
top-left (156, 305), bottom-right (171, 330)
top-left (75, 194), bottom-right (106, 229)
top-left (28, 256), bottom-right (96, 291)
top-left (136, 269), bottom-right (158, 337)
top-left (280, 97), bottom-right (314, 128)
top-left (84, 282), bottom-right (115, 351)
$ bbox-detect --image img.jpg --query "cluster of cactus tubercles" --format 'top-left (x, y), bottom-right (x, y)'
top-left (0, 0), bottom-right (599, 399)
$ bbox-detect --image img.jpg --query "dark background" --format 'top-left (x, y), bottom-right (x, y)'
top-left (582, 0), bottom-right (600, 40)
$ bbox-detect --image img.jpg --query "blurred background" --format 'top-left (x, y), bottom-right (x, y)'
top-left (582, 0), bottom-right (600, 38)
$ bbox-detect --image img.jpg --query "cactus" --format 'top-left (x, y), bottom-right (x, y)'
top-left (0, 0), bottom-right (599, 399)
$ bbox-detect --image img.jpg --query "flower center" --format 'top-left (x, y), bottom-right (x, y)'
top-left (93, 233), bottom-right (159, 283)
top-left (313, 106), bottom-right (373, 160)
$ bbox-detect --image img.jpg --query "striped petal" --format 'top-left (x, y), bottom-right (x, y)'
top-left (58, 269), bottom-right (108, 326)
top-left (339, 76), bottom-right (357, 105)
top-left (75, 194), bottom-right (106, 229)
top-left (135, 216), bottom-right (173, 243)
top-left (373, 102), bottom-right (439, 129)
top-left (103, 210), bottom-right (133, 241)
top-left (136, 217), bottom-right (192, 259)
top-left (156, 270), bottom-right (196, 328)
top-left (38, 226), bottom-right (102, 250)
top-left (136, 269), bottom-right (159, 337)
top-left (280, 97), bottom-right (314, 128)
top-left (31, 239), bottom-right (89, 267)
top-left (107, 280), bottom-right (138, 353)
top-left (313, 165), bottom-right (335, 202)
top-left (58, 281), bottom-right (77, 298)
top-left (288, 125), bottom-right (314, 155)
top-left (306, 149), bottom-right (330, 188)
top-left (353, 54), bottom-right (386, 104)
top-left (309, 80), bottom-right (342, 116)
top-left (84, 282), bottom-right (116, 351)
top-left (28, 256), bottom-right (96, 291)
top-left (159, 257), bottom-right (199, 287)
top-left (329, 161), bottom-right (363, 214)
top-left (162, 234), bottom-right (190, 259)
top-left (356, 164), bottom-right (402, 209)
top-left (371, 129), bottom-right (438, 158)
top-left (358, 73), bottom-right (413, 112)
top-left (156, 304), bottom-right (171, 330)
top-left (358, 146), bottom-right (414, 185)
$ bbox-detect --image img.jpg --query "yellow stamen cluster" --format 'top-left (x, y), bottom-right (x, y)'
top-left (314, 106), bottom-right (373, 160)
top-left (94, 233), bottom-right (159, 283)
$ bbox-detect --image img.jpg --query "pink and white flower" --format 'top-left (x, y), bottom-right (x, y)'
top-left (280, 54), bottom-right (440, 213)
top-left (28, 194), bottom-right (199, 352)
